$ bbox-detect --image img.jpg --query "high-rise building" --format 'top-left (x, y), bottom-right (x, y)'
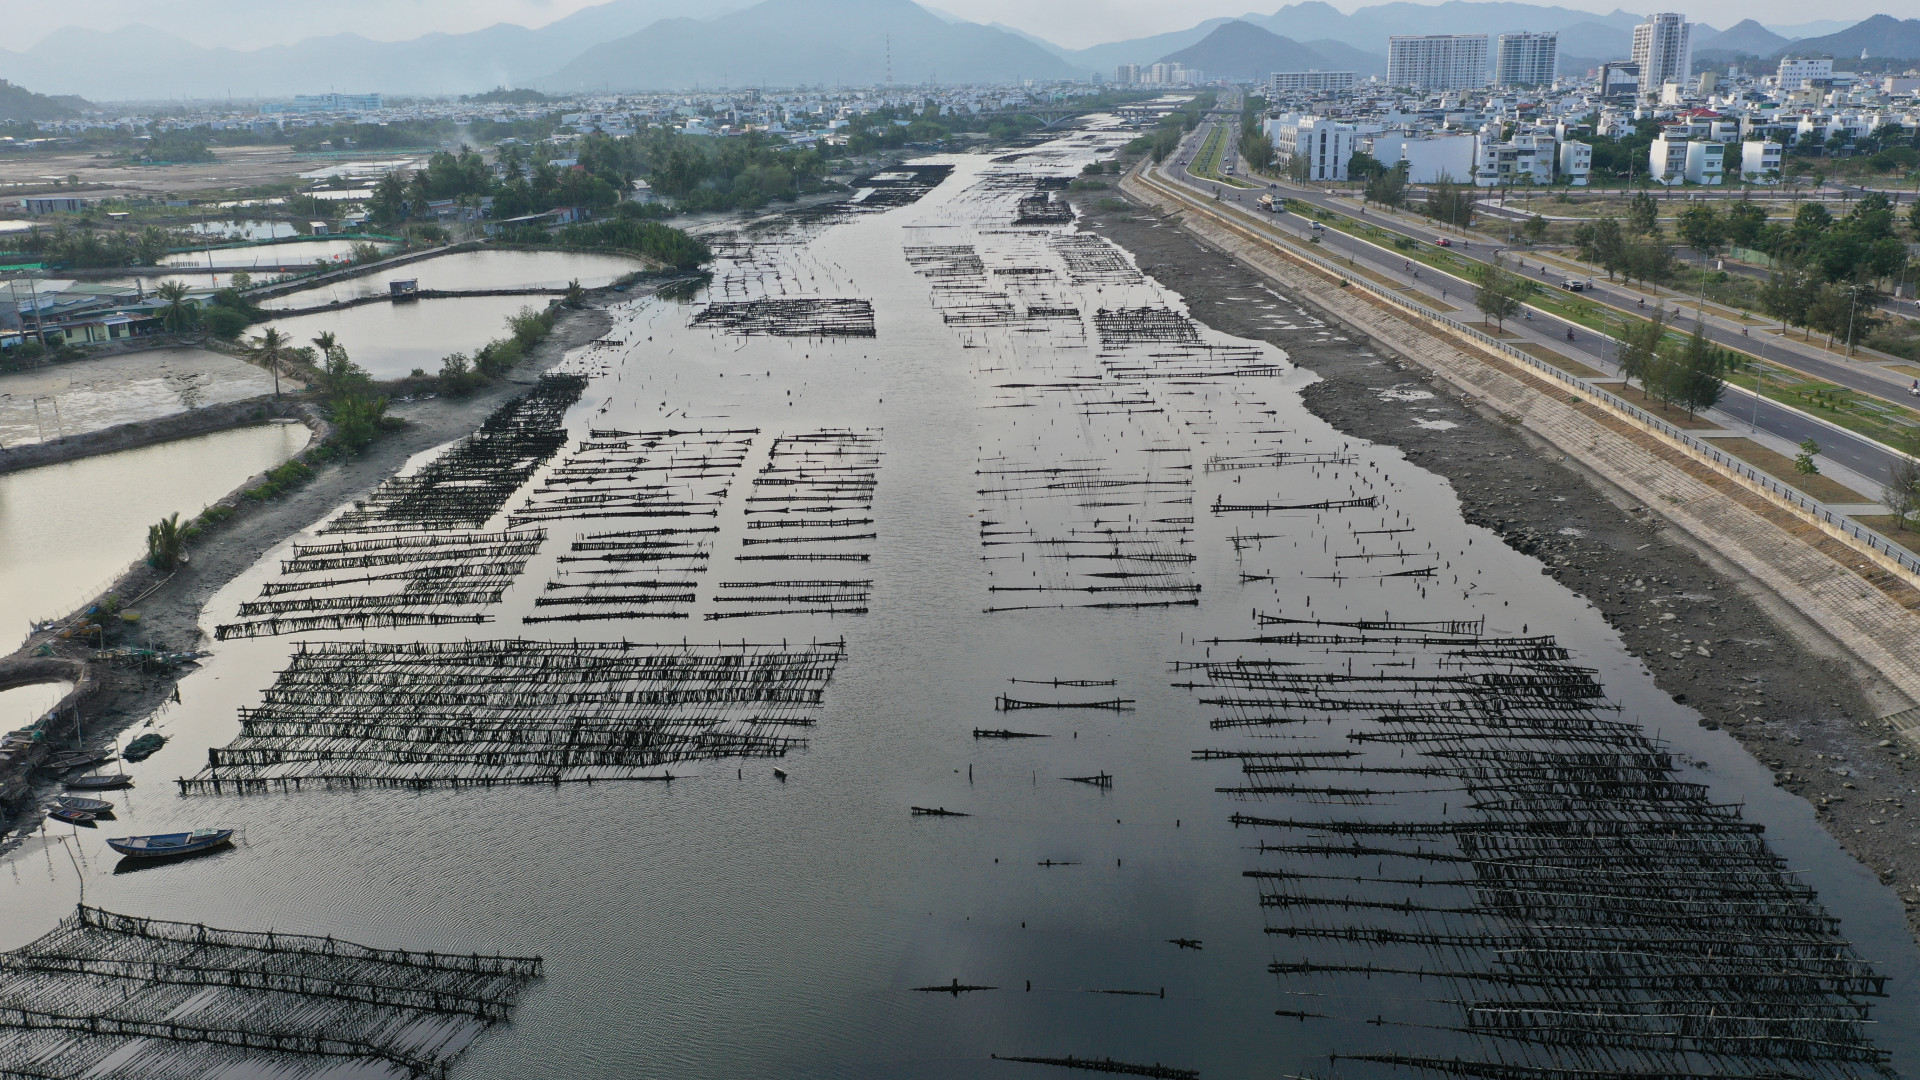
top-left (1495, 32), bottom-right (1558, 87)
top-left (1115, 64), bottom-right (1141, 85)
top-left (1268, 70), bottom-right (1358, 94)
top-left (1776, 57), bottom-right (1834, 88)
top-left (1387, 35), bottom-right (1490, 91)
top-left (1631, 13), bottom-right (1692, 95)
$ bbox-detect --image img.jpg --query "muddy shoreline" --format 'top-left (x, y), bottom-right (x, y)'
top-left (1073, 186), bottom-right (1920, 940)
top-left (0, 302), bottom-right (611, 847)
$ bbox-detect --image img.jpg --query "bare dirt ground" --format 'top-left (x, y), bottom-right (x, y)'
top-left (0, 347), bottom-right (276, 448)
top-left (1073, 186), bottom-right (1920, 941)
top-left (0, 145), bottom-right (419, 201)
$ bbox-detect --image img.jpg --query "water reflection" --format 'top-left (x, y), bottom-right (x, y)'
top-left (261, 249), bottom-right (645, 310)
top-left (259, 295), bottom-right (554, 379)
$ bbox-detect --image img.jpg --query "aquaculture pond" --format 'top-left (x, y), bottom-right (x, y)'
top-left (259, 249), bottom-right (647, 310)
top-left (0, 422), bottom-right (308, 634)
top-left (158, 239), bottom-right (392, 270)
top-left (256, 294), bottom-right (555, 380)
top-left (0, 129), bottom-right (1913, 1080)
top-left (0, 681), bottom-right (71, 732)
top-left (0, 348), bottom-right (277, 448)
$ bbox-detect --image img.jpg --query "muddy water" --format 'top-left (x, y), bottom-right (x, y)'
top-left (0, 681), bottom-right (70, 732)
top-left (158, 239), bottom-right (392, 270)
top-left (258, 294), bottom-right (555, 380)
top-left (259, 250), bottom-right (647, 310)
top-left (0, 131), bottom-right (1913, 1080)
top-left (0, 348), bottom-right (277, 447)
top-left (0, 423), bottom-right (308, 632)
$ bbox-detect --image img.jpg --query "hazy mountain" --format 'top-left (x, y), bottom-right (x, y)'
top-left (1773, 16), bottom-right (1920, 60)
top-left (1157, 21), bottom-right (1334, 81)
top-left (1763, 19), bottom-right (1854, 39)
top-left (1693, 19), bottom-right (1795, 58)
top-left (0, 0), bottom-right (737, 99)
top-left (1059, 20), bottom-right (1237, 75)
top-left (544, 0), bottom-right (1081, 90)
top-left (1555, 22), bottom-right (1632, 62)
top-left (988, 22), bottom-right (1075, 59)
top-left (0, 79), bottom-right (86, 121)
top-left (1299, 39), bottom-right (1391, 76)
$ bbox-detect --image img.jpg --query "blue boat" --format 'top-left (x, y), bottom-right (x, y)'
top-left (106, 829), bottom-right (234, 859)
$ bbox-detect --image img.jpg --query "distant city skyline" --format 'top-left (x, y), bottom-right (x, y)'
top-left (5, 0), bottom-right (1894, 54)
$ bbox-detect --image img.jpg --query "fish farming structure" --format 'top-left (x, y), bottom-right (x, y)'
top-left (180, 638), bottom-right (846, 794)
top-left (1093, 308), bottom-right (1203, 348)
top-left (847, 164), bottom-right (954, 211)
top-left (1182, 614), bottom-right (1892, 1079)
top-left (0, 905), bottom-right (540, 1080)
top-left (1014, 191), bottom-right (1074, 226)
top-left (323, 374), bottom-right (587, 534)
top-left (215, 529), bottom-right (544, 640)
top-left (691, 298), bottom-right (876, 338)
top-left (726, 429), bottom-right (885, 591)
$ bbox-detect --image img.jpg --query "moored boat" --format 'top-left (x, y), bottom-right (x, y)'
top-left (66, 774), bottom-right (132, 791)
top-left (106, 829), bottom-right (234, 859)
top-left (48, 808), bottom-right (96, 826)
top-left (54, 796), bottom-right (113, 815)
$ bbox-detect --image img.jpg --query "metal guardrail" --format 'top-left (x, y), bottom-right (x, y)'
top-left (1139, 167), bottom-right (1920, 580)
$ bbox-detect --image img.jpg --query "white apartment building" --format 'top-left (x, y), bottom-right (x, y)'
top-left (1366, 130), bottom-right (1478, 182)
top-left (1558, 139), bottom-right (1592, 185)
top-left (1115, 64), bottom-right (1141, 85)
top-left (1684, 140), bottom-right (1724, 184)
top-left (1776, 57), bottom-right (1834, 89)
top-left (1269, 71), bottom-right (1358, 94)
top-left (1740, 139), bottom-right (1784, 182)
top-left (1631, 14), bottom-right (1692, 97)
top-left (1267, 114), bottom-right (1360, 181)
top-left (1495, 32), bottom-right (1558, 88)
top-left (1387, 35), bottom-right (1490, 91)
top-left (1473, 131), bottom-right (1554, 187)
top-left (1650, 126), bottom-right (1691, 183)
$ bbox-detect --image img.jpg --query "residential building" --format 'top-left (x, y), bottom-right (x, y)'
top-left (1649, 125), bottom-right (1691, 183)
top-left (1558, 139), bottom-right (1592, 184)
top-left (1684, 139), bottom-right (1724, 183)
top-left (1266, 114), bottom-right (1359, 181)
top-left (1366, 130), bottom-right (1478, 182)
top-left (1631, 14), bottom-right (1692, 96)
top-left (1269, 71), bottom-right (1357, 94)
top-left (261, 93), bottom-right (384, 115)
top-left (1387, 35), bottom-right (1490, 91)
top-left (1739, 139), bottom-right (1784, 182)
top-left (20, 196), bottom-right (90, 214)
top-left (1115, 64), bottom-right (1141, 85)
top-left (1495, 32), bottom-right (1558, 88)
top-left (1776, 57), bottom-right (1834, 89)
top-left (1473, 130), bottom-right (1554, 186)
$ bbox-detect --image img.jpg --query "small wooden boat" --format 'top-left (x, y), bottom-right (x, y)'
top-left (773, 767), bottom-right (788, 781)
top-left (54, 796), bottom-right (113, 815)
top-left (48, 808), bottom-right (96, 826)
top-left (107, 829), bottom-right (233, 859)
top-left (47, 752), bottom-right (113, 773)
top-left (66, 774), bottom-right (133, 791)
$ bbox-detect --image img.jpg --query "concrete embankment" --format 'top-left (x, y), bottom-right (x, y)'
top-left (0, 396), bottom-right (299, 476)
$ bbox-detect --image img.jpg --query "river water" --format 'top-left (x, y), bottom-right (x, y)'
top-left (256, 294), bottom-right (557, 380)
top-left (258, 249), bottom-right (647, 310)
top-left (0, 422), bottom-right (308, 634)
top-left (1, 129), bottom-right (1914, 1080)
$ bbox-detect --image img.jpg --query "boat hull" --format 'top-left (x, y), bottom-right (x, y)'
top-left (106, 829), bottom-right (234, 859)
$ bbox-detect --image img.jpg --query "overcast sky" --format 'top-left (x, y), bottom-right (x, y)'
top-left (7, 0), bottom-right (1889, 53)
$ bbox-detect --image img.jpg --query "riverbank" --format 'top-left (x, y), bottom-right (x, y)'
top-left (0, 394), bottom-right (295, 474)
top-left (0, 300), bottom-right (612, 846)
top-left (1075, 182), bottom-right (1920, 939)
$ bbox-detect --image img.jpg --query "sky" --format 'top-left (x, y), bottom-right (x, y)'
top-left (6, 0), bottom-right (1890, 53)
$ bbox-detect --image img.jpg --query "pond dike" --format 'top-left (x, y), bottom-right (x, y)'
top-left (264, 287), bottom-right (567, 319)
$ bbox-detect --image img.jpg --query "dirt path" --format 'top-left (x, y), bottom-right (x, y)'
top-left (1071, 187), bottom-right (1920, 939)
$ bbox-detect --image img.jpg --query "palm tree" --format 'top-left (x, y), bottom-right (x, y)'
top-left (147, 512), bottom-right (186, 570)
top-left (246, 326), bottom-right (294, 400)
top-left (312, 331), bottom-right (338, 355)
top-left (154, 280), bottom-right (197, 331)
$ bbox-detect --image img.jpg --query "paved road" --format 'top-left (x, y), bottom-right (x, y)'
top-left (1156, 118), bottom-right (1907, 490)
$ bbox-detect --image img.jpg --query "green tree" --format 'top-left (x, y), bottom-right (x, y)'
top-left (563, 279), bottom-right (585, 308)
top-left (1795, 438), bottom-right (1820, 475)
top-left (1723, 202), bottom-right (1767, 248)
top-left (245, 326), bottom-right (295, 398)
top-left (1760, 267), bottom-right (1816, 335)
top-left (1522, 214), bottom-right (1548, 244)
top-left (1626, 190), bottom-right (1659, 234)
top-left (153, 280), bottom-right (198, 331)
top-left (1676, 204), bottom-right (1724, 263)
top-left (1423, 175), bottom-right (1475, 228)
top-left (1618, 309), bottom-right (1670, 391)
top-left (1669, 326), bottom-right (1730, 417)
top-left (370, 172), bottom-right (408, 225)
top-left (330, 394), bottom-right (389, 452)
top-left (146, 512), bottom-right (187, 569)
top-left (1475, 256), bottom-right (1524, 330)
top-left (1806, 283), bottom-right (1879, 349)
top-left (1364, 160), bottom-right (1409, 207)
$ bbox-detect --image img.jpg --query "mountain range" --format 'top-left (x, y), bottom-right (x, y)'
top-left (0, 0), bottom-right (1908, 101)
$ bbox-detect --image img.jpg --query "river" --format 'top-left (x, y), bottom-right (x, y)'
top-left (0, 128), bottom-right (1912, 1080)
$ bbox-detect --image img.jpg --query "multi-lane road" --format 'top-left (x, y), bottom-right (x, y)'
top-left (1153, 111), bottom-right (1913, 491)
